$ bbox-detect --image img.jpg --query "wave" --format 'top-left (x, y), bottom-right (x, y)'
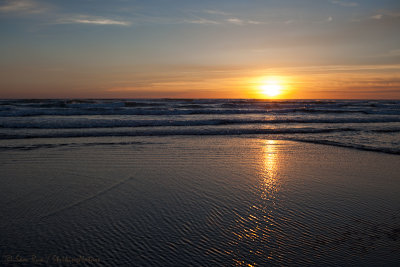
top-left (0, 127), bottom-right (358, 140)
top-left (1, 99), bottom-right (399, 155)
top-left (1, 133), bottom-right (398, 155)
top-left (1, 99), bottom-right (399, 117)
top-left (290, 138), bottom-right (400, 155)
top-left (1, 107), bottom-right (400, 117)
top-left (1, 117), bottom-right (400, 129)
top-left (371, 128), bottom-right (400, 133)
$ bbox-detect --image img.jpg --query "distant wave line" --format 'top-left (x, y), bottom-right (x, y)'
top-left (1, 108), bottom-right (400, 117)
top-left (1, 117), bottom-right (400, 129)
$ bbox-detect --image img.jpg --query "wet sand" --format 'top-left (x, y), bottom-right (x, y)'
top-left (1, 136), bottom-right (399, 266)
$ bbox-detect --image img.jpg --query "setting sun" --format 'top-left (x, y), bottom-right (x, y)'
top-left (254, 77), bottom-right (289, 99)
top-left (261, 80), bottom-right (283, 98)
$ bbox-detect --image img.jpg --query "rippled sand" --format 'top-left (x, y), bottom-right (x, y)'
top-left (1, 137), bottom-right (399, 266)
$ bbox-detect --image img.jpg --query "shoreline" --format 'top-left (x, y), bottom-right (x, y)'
top-left (1, 134), bottom-right (399, 155)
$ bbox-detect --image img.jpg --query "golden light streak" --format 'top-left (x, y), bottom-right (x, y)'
top-left (261, 140), bottom-right (280, 199)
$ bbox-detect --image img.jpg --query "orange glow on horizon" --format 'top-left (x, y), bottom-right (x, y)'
top-left (2, 65), bottom-right (400, 99)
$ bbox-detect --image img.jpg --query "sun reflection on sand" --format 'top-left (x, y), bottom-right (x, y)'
top-left (260, 140), bottom-right (280, 201)
top-left (230, 140), bottom-right (282, 265)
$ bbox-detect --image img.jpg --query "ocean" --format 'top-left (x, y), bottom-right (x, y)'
top-left (0, 99), bottom-right (399, 154)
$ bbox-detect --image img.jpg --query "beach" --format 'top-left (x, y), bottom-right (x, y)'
top-left (2, 0), bottom-right (400, 264)
top-left (1, 136), bottom-right (399, 266)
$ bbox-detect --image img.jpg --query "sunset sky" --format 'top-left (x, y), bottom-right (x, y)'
top-left (0, 0), bottom-right (399, 99)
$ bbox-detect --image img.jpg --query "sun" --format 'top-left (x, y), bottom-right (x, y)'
top-left (261, 81), bottom-right (282, 97)
top-left (259, 79), bottom-right (284, 98)
top-left (250, 76), bottom-right (291, 99)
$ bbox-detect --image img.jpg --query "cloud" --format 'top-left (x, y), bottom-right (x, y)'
top-left (370, 11), bottom-right (400, 20)
top-left (0, 1), bottom-right (131, 26)
top-left (371, 14), bottom-right (382, 20)
top-left (247, 20), bottom-right (262, 25)
top-left (226, 17), bottom-right (263, 25)
top-left (58, 16), bottom-right (131, 26)
top-left (204, 10), bottom-right (230, 16)
top-left (330, 0), bottom-right (358, 7)
top-left (278, 64), bottom-right (400, 74)
top-left (0, 0), bottom-right (47, 14)
top-left (226, 18), bottom-right (244, 25)
top-left (184, 9), bottom-right (263, 26)
top-left (185, 18), bottom-right (219, 25)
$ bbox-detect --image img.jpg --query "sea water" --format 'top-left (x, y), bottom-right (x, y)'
top-left (0, 99), bottom-right (399, 154)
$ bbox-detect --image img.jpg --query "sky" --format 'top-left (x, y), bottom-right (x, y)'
top-left (0, 0), bottom-right (399, 99)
